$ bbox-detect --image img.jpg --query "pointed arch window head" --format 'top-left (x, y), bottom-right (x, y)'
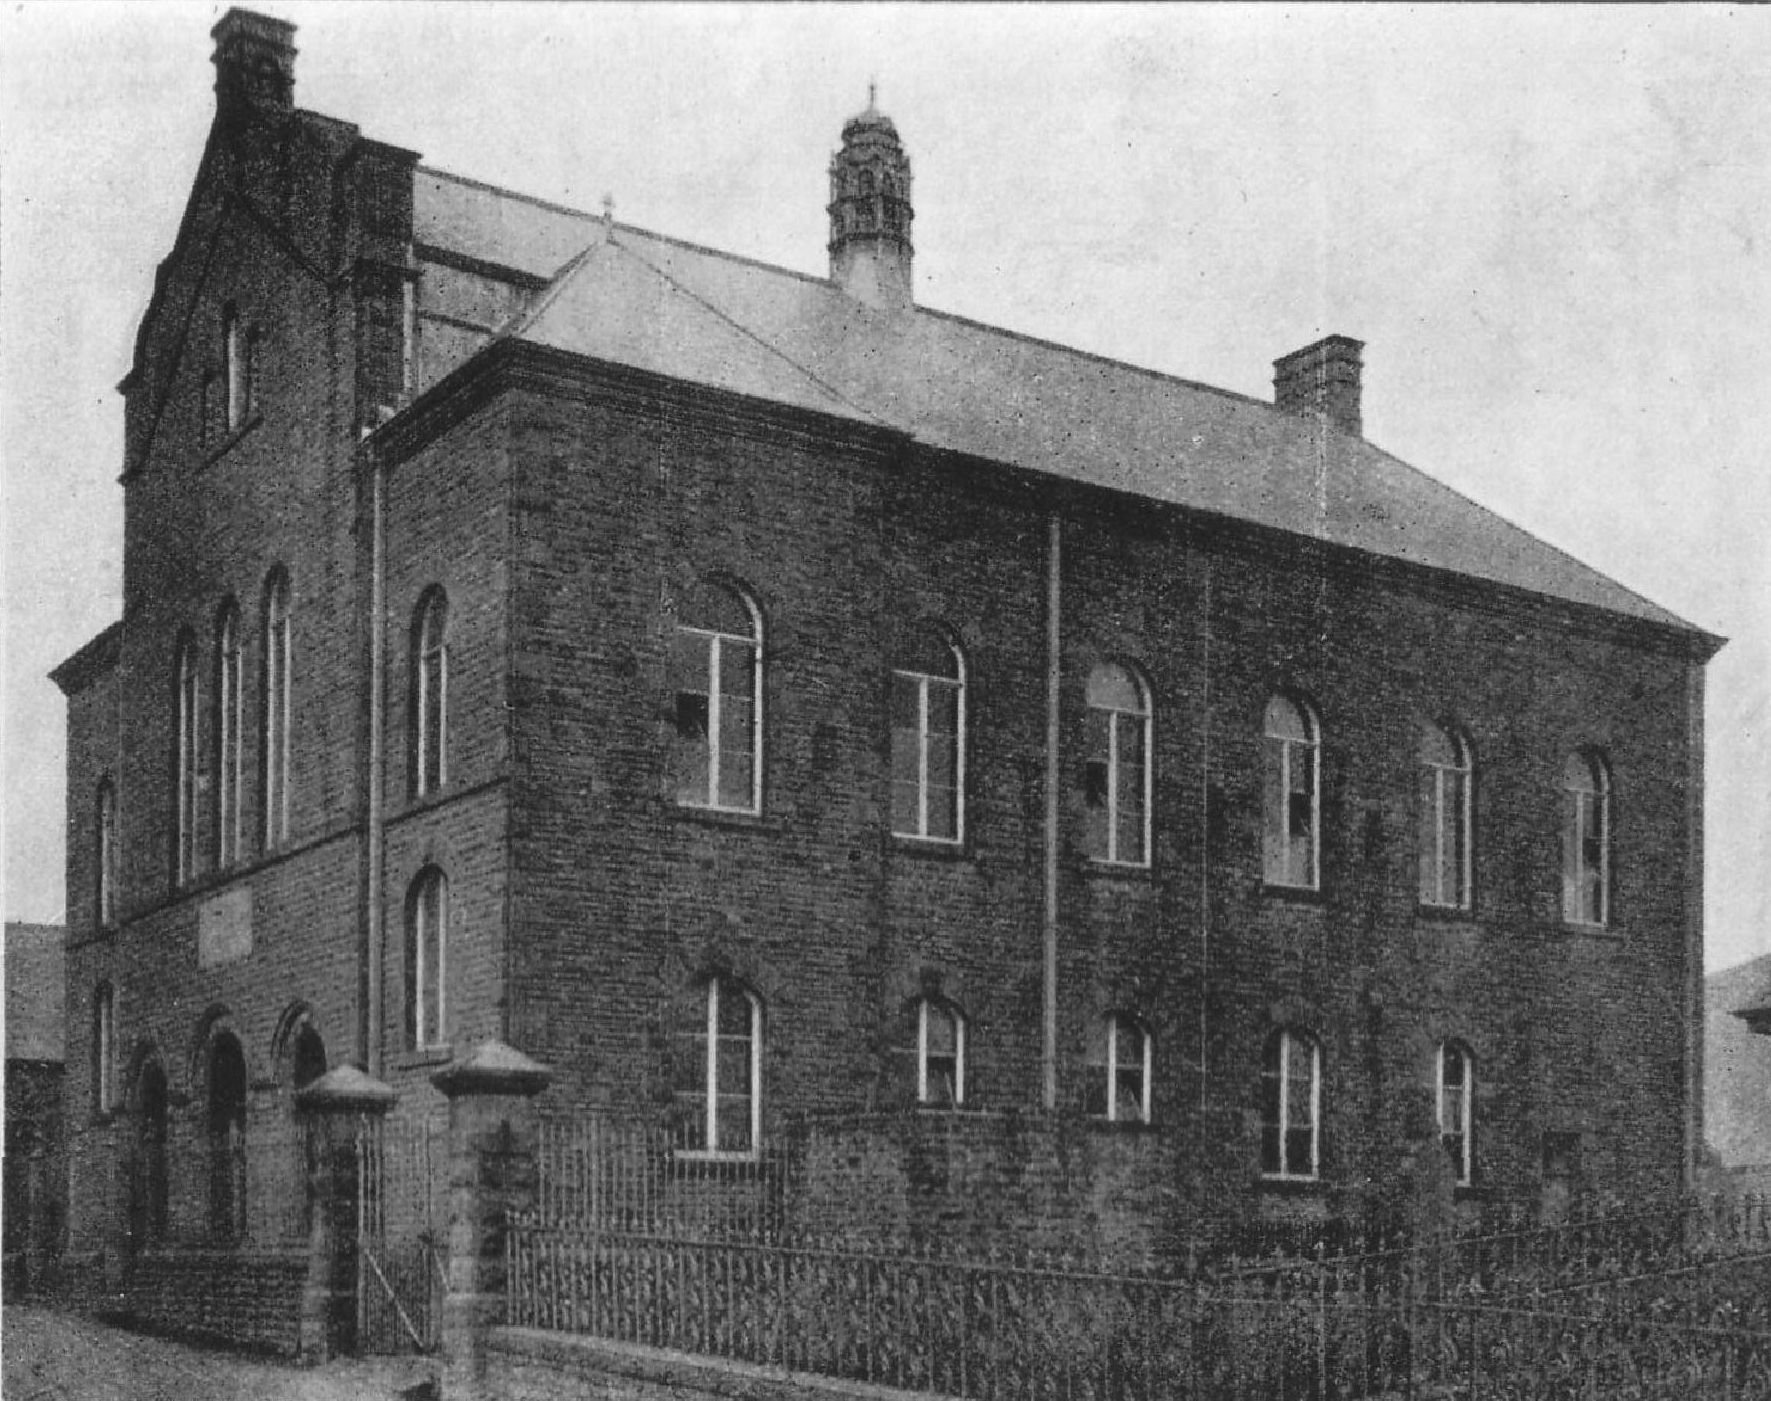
top-left (1087, 1013), bottom-right (1151, 1123)
top-left (213, 602), bottom-right (243, 868)
top-left (1260, 1028), bottom-right (1321, 1181)
top-left (92, 982), bottom-right (116, 1116)
top-left (1263, 696), bottom-right (1320, 889)
top-left (1562, 751), bottom-right (1610, 926)
top-left (690, 977), bottom-right (761, 1157)
top-left (892, 626), bottom-right (965, 843)
top-left (261, 569), bottom-right (292, 849)
top-left (1084, 662), bottom-right (1151, 867)
top-left (1419, 722), bottom-right (1472, 910)
top-left (411, 589), bottom-right (449, 799)
top-left (405, 869), bottom-right (448, 1051)
top-left (174, 634), bottom-right (200, 885)
top-left (207, 1030), bottom-right (248, 1245)
top-left (1437, 1041), bottom-right (1474, 1187)
top-left (96, 780), bottom-right (117, 929)
top-left (916, 998), bottom-right (966, 1107)
top-left (671, 581), bottom-right (762, 814)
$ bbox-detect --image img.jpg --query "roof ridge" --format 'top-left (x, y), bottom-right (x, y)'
top-left (417, 166), bottom-right (603, 225)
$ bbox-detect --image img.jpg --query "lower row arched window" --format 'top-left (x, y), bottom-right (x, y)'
top-left (406, 868), bottom-right (448, 1051)
top-left (207, 1031), bottom-right (248, 1245)
top-left (692, 977), bottom-right (761, 1156)
top-left (917, 998), bottom-right (965, 1107)
top-left (1086, 1013), bottom-right (1151, 1123)
top-left (1437, 1041), bottom-right (1475, 1187)
top-left (1261, 1029), bottom-right (1321, 1181)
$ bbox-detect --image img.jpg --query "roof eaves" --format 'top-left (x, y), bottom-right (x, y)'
top-left (50, 621), bottom-right (124, 696)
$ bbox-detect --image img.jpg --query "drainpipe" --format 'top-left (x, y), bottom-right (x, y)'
top-left (1043, 512), bottom-right (1061, 1112)
top-left (1198, 556), bottom-right (1213, 1114)
top-left (1682, 660), bottom-right (1705, 1191)
top-left (363, 435), bottom-right (387, 1076)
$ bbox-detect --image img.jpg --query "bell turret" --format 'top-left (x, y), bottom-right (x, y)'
top-left (828, 89), bottom-right (914, 312)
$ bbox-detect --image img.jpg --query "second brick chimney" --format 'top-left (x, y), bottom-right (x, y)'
top-left (212, 9), bottom-right (297, 122)
top-left (1274, 335), bottom-right (1364, 438)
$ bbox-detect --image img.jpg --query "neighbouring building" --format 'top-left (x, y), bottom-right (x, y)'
top-left (1707, 953), bottom-right (1771, 1193)
top-left (5, 922), bottom-right (66, 1296)
top-left (54, 6), bottom-right (1722, 1315)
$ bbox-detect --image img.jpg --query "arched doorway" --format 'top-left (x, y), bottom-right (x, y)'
top-left (207, 1033), bottom-right (248, 1244)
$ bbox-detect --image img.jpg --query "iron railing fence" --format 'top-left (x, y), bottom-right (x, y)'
top-left (505, 1221), bottom-right (1771, 1400)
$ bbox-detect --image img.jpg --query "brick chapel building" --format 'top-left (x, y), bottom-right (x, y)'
top-left (55, 10), bottom-right (1721, 1273)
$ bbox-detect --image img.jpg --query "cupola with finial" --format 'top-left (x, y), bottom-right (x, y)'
top-left (828, 85), bottom-right (914, 312)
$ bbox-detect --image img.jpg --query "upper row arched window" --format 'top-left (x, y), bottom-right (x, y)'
top-left (213, 601), bottom-right (243, 868)
top-left (95, 780), bottom-right (116, 928)
top-left (892, 627), bottom-right (964, 843)
top-left (671, 581), bottom-right (761, 814)
top-left (411, 589), bottom-right (449, 800)
top-left (1562, 751), bottom-right (1610, 927)
top-left (173, 633), bottom-right (200, 884)
top-left (1419, 721), bottom-right (1471, 910)
top-left (261, 567), bottom-right (292, 849)
top-left (1263, 696), bottom-right (1319, 889)
top-left (1084, 662), bottom-right (1150, 866)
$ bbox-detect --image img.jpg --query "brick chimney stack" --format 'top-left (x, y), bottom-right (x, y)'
top-left (212, 9), bottom-right (297, 121)
top-left (1274, 335), bottom-right (1364, 439)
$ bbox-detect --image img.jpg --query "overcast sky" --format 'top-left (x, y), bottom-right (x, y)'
top-left (3, 3), bottom-right (1766, 971)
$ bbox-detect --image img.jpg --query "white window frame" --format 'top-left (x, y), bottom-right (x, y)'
top-left (1436, 1041), bottom-right (1474, 1187)
top-left (916, 999), bottom-right (966, 1107)
top-left (1102, 1013), bottom-right (1152, 1123)
top-left (175, 637), bottom-right (199, 884)
top-left (1264, 696), bottom-right (1320, 890)
top-left (891, 637), bottom-right (966, 844)
top-left (96, 780), bottom-right (117, 928)
top-left (1262, 1029), bottom-right (1321, 1181)
top-left (1420, 724), bottom-right (1472, 910)
top-left (262, 571), bottom-right (292, 849)
top-left (674, 589), bottom-right (763, 815)
top-left (94, 982), bottom-right (116, 1115)
top-left (1562, 753), bottom-right (1610, 927)
top-left (408, 870), bottom-right (448, 1050)
top-left (1085, 664), bottom-right (1152, 868)
top-left (214, 605), bottom-right (243, 868)
top-left (414, 590), bottom-right (449, 798)
top-left (690, 978), bottom-right (762, 1159)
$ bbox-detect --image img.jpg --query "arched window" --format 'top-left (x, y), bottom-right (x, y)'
top-left (1087, 1013), bottom-right (1151, 1123)
top-left (1263, 696), bottom-right (1320, 889)
top-left (892, 626), bottom-right (964, 842)
top-left (405, 869), bottom-right (448, 1050)
top-left (916, 998), bottom-right (966, 1107)
top-left (411, 589), bottom-right (449, 799)
top-left (207, 1032), bottom-right (248, 1244)
top-left (131, 1059), bottom-right (169, 1248)
top-left (92, 983), bottom-right (115, 1115)
top-left (1084, 662), bottom-right (1150, 866)
top-left (1419, 722), bottom-right (1472, 909)
top-left (213, 602), bottom-right (243, 867)
top-left (223, 304), bottom-right (247, 433)
top-left (1260, 1028), bottom-right (1320, 1180)
top-left (1562, 752), bottom-right (1610, 926)
top-left (1437, 1042), bottom-right (1474, 1186)
top-left (671, 581), bottom-right (762, 813)
top-left (261, 569), bottom-right (292, 849)
top-left (292, 1024), bottom-right (327, 1091)
top-left (173, 633), bottom-right (199, 884)
top-left (694, 978), bottom-right (761, 1155)
top-left (96, 780), bottom-right (116, 928)
top-left (244, 324), bottom-right (261, 420)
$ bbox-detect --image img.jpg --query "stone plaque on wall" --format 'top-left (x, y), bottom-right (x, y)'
top-left (198, 887), bottom-right (253, 968)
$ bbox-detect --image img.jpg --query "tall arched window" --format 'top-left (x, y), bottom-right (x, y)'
top-left (916, 998), bottom-right (966, 1107)
top-left (891, 626), bottom-right (964, 842)
top-left (671, 581), bottom-right (762, 813)
top-left (213, 602), bottom-right (243, 867)
top-left (207, 1032), bottom-right (248, 1244)
top-left (96, 780), bottom-right (117, 928)
top-left (1419, 722), bottom-right (1472, 909)
top-left (1084, 662), bottom-right (1151, 866)
top-left (1562, 752), bottom-right (1610, 926)
top-left (173, 633), bottom-right (199, 884)
top-left (92, 983), bottom-right (115, 1115)
top-left (405, 868), bottom-right (448, 1050)
top-left (1087, 1013), bottom-right (1151, 1123)
top-left (131, 1059), bottom-right (169, 1248)
top-left (223, 303), bottom-right (247, 433)
top-left (1263, 696), bottom-right (1320, 889)
top-left (1260, 1028), bottom-right (1320, 1180)
top-left (261, 569), bottom-right (292, 849)
top-left (411, 589), bottom-right (449, 799)
top-left (693, 978), bottom-right (761, 1155)
top-left (1437, 1041), bottom-right (1474, 1186)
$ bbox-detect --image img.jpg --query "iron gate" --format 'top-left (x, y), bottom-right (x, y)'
top-left (354, 1109), bottom-right (446, 1354)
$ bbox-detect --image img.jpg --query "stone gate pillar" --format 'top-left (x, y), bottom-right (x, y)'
top-left (294, 1064), bottom-right (396, 1364)
top-left (433, 1041), bottom-right (550, 1401)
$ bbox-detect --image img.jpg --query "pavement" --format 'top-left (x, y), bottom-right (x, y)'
top-left (2, 1305), bottom-right (437, 1401)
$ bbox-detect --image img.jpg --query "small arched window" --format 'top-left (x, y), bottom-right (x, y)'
top-left (223, 304), bottom-right (248, 433)
top-left (261, 569), bottom-right (292, 849)
top-left (694, 978), bottom-right (761, 1156)
top-left (1260, 1028), bottom-right (1320, 1180)
top-left (1087, 1013), bottom-right (1151, 1123)
top-left (891, 626), bottom-right (965, 842)
top-left (96, 780), bottom-right (117, 929)
top-left (92, 982), bottom-right (116, 1115)
top-left (1437, 1041), bottom-right (1474, 1187)
top-left (1084, 662), bottom-right (1151, 866)
top-left (405, 868), bottom-right (448, 1050)
top-left (1562, 752), bottom-right (1610, 926)
top-left (671, 581), bottom-right (762, 813)
top-left (213, 602), bottom-right (243, 867)
top-left (1263, 696), bottom-right (1320, 889)
top-left (1419, 722), bottom-right (1472, 909)
top-left (916, 998), bottom-right (966, 1107)
top-left (173, 633), bottom-right (200, 884)
top-left (411, 589), bottom-right (449, 799)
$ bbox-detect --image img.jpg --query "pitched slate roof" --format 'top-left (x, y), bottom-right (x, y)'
top-left (414, 170), bottom-right (1704, 637)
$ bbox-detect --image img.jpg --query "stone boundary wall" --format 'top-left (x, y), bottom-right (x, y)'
top-left (124, 1247), bottom-right (309, 1356)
